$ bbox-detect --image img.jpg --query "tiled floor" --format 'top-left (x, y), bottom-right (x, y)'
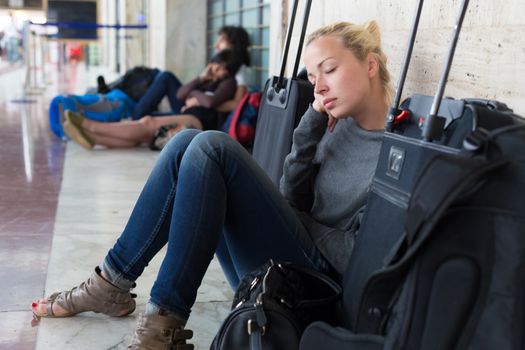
top-left (0, 63), bottom-right (231, 349)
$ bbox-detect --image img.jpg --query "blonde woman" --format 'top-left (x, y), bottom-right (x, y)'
top-left (32, 21), bottom-right (392, 348)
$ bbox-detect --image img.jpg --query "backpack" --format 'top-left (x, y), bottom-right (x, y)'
top-left (49, 89), bottom-right (134, 139)
top-left (222, 92), bottom-right (262, 147)
top-left (96, 66), bottom-right (160, 101)
top-left (301, 124), bottom-right (525, 350)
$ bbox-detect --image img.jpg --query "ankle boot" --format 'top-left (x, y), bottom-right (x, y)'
top-left (34, 266), bottom-right (136, 318)
top-left (127, 313), bottom-right (194, 350)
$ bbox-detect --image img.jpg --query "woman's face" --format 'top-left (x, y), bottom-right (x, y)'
top-left (214, 34), bottom-right (231, 52)
top-left (304, 35), bottom-right (374, 119)
top-left (209, 62), bottom-right (229, 80)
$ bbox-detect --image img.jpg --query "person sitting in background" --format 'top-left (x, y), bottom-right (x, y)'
top-left (63, 49), bottom-right (239, 150)
top-left (2, 11), bottom-right (21, 65)
top-left (129, 25), bottom-right (252, 120)
top-left (213, 25), bottom-right (252, 112)
top-left (31, 20), bottom-right (393, 349)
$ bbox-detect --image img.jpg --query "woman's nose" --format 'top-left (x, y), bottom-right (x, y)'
top-left (314, 79), bottom-right (327, 94)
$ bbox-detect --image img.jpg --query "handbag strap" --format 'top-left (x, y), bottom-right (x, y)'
top-left (250, 328), bottom-right (263, 350)
top-left (248, 293), bottom-right (267, 350)
top-left (228, 92), bottom-right (251, 140)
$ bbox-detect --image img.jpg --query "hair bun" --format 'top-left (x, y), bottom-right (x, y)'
top-left (365, 20), bottom-right (381, 46)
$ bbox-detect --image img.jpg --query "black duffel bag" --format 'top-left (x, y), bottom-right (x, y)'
top-left (210, 260), bottom-right (342, 350)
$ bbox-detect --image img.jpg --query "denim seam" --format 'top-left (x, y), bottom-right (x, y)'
top-left (119, 180), bottom-right (178, 281)
top-left (167, 144), bottom-right (218, 299)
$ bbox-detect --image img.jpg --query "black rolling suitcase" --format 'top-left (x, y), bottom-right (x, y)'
top-left (252, 0), bottom-right (314, 185)
top-left (299, 0), bottom-right (525, 348)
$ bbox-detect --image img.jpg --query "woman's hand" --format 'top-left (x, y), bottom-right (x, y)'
top-left (327, 114), bottom-right (337, 133)
top-left (199, 64), bottom-right (213, 82)
top-left (312, 97), bottom-right (325, 114)
top-left (181, 97), bottom-right (200, 112)
top-left (313, 97), bottom-right (338, 133)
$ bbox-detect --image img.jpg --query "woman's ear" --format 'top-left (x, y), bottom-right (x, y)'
top-left (367, 53), bottom-right (379, 79)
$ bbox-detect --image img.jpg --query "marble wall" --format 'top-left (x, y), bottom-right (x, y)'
top-left (166, 0), bottom-right (207, 82)
top-left (148, 0), bottom-right (167, 71)
top-left (145, 0), bottom-right (207, 81)
top-left (273, 0), bottom-right (525, 115)
top-left (138, 0), bottom-right (525, 116)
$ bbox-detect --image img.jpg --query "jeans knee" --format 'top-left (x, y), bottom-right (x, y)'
top-left (189, 131), bottom-right (237, 154)
top-left (157, 71), bottom-right (177, 84)
top-left (158, 129), bottom-right (201, 162)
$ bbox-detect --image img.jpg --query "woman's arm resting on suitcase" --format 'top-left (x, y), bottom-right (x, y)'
top-left (280, 105), bottom-right (329, 211)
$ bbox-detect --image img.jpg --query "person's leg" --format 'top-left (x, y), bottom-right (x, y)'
top-left (7, 38), bottom-right (15, 63)
top-left (85, 132), bottom-right (141, 148)
top-left (215, 237), bottom-right (239, 287)
top-left (82, 115), bottom-right (202, 147)
top-left (147, 131), bottom-right (330, 319)
top-left (83, 116), bottom-right (154, 142)
top-left (100, 129), bottom-right (204, 283)
top-left (132, 71), bottom-right (184, 120)
top-left (32, 130), bottom-right (202, 317)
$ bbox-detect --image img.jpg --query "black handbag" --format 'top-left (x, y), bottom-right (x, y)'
top-left (210, 260), bottom-right (342, 350)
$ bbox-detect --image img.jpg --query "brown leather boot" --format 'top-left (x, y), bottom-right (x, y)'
top-left (35, 266), bottom-right (136, 317)
top-left (127, 313), bottom-right (194, 350)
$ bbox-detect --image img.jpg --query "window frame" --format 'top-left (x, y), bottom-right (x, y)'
top-left (207, 0), bottom-right (270, 88)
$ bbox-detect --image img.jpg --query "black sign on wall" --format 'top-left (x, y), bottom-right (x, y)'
top-left (47, 0), bottom-right (98, 40)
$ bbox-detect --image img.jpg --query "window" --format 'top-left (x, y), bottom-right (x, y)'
top-left (207, 0), bottom-right (270, 88)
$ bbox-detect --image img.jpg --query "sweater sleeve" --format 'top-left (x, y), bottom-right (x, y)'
top-left (279, 105), bottom-right (328, 211)
top-left (188, 77), bottom-right (237, 108)
top-left (176, 77), bottom-right (201, 101)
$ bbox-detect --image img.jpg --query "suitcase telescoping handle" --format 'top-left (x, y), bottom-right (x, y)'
top-left (277, 0), bottom-right (312, 89)
top-left (385, 0), bottom-right (470, 141)
top-left (267, 0), bottom-right (312, 108)
top-left (422, 0), bottom-right (469, 142)
top-left (290, 0), bottom-right (312, 82)
top-left (385, 0), bottom-right (425, 131)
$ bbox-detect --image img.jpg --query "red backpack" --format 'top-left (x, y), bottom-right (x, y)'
top-left (222, 92), bottom-right (262, 147)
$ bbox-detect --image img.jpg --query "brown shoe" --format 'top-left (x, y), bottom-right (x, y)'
top-left (65, 109), bottom-right (85, 129)
top-left (33, 266), bottom-right (136, 318)
top-left (63, 111), bottom-right (94, 150)
top-left (127, 314), bottom-right (194, 350)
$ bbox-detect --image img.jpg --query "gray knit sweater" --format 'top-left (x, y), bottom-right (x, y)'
top-left (280, 106), bottom-right (384, 274)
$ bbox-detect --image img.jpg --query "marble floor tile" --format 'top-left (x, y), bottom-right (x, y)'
top-left (1, 63), bottom-right (234, 349)
top-left (35, 142), bottom-right (233, 350)
top-left (0, 311), bottom-right (37, 350)
top-left (0, 232), bottom-right (51, 311)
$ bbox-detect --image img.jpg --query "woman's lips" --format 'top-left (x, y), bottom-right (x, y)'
top-left (323, 98), bottom-right (336, 109)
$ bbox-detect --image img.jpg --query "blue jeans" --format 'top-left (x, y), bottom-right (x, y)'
top-left (6, 37), bottom-right (19, 63)
top-left (131, 71), bottom-right (184, 120)
top-left (102, 130), bottom-right (332, 319)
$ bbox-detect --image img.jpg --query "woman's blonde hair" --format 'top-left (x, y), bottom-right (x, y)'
top-left (306, 21), bottom-right (394, 103)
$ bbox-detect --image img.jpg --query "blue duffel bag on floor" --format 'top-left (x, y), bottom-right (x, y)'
top-left (49, 89), bottom-right (135, 139)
